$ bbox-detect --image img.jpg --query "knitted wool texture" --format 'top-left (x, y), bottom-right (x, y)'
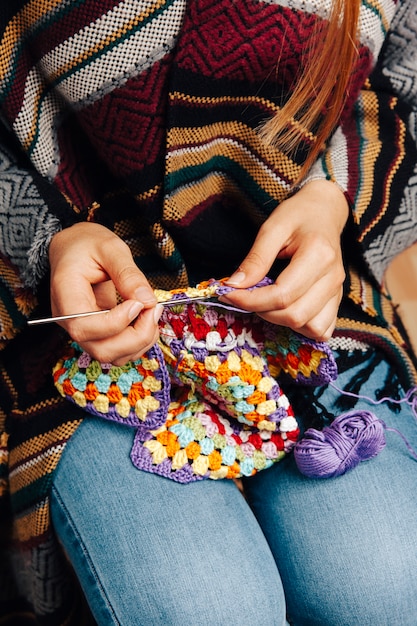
top-left (0, 1), bottom-right (416, 622)
top-left (54, 280), bottom-right (337, 482)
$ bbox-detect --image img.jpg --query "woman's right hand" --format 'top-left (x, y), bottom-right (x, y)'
top-left (220, 180), bottom-right (348, 341)
top-left (49, 222), bottom-right (163, 365)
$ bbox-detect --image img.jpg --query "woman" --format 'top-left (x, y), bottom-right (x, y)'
top-left (1, 0), bottom-right (417, 623)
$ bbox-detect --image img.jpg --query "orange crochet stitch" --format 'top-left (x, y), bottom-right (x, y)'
top-left (54, 278), bottom-right (338, 482)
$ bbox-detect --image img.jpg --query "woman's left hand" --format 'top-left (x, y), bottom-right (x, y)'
top-left (220, 180), bottom-right (349, 341)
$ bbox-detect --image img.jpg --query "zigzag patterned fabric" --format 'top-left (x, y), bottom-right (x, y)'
top-left (364, 0), bottom-right (417, 282)
top-left (53, 280), bottom-right (337, 482)
top-left (0, 1), bottom-right (416, 623)
top-left (0, 1), bottom-right (408, 309)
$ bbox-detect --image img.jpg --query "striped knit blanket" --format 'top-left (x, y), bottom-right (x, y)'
top-left (0, 1), bottom-right (416, 623)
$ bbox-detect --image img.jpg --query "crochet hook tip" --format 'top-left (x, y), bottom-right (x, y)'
top-left (27, 295), bottom-right (215, 326)
top-left (27, 309), bottom-right (111, 325)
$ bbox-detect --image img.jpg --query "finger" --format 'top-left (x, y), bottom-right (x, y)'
top-left (223, 244), bottom-right (343, 316)
top-left (258, 289), bottom-right (342, 341)
top-left (99, 238), bottom-right (156, 306)
top-left (74, 306), bottom-right (163, 365)
top-left (225, 240), bottom-right (343, 315)
top-left (225, 221), bottom-right (286, 289)
top-left (61, 300), bottom-right (144, 343)
top-left (51, 271), bottom-right (98, 316)
top-left (286, 295), bottom-right (340, 341)
top-left (52, 243), bottom-right (157, 317)
top-left (92, 281), bottom-right (118, 310)
top-left (278, 239), bottom-right (338, 299)
top-left (110, 330), bottom-right (161, 366)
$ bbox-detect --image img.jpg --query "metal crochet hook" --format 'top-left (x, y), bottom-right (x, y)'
top-left (27, 295), bottom-right (215, 326)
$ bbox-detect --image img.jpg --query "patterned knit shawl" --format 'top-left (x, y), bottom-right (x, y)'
top-left (0, 1), bottom-right (417, 624)
top-left (0, 0), bottom-right (408, 310)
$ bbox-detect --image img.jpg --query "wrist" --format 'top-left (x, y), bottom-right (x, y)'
top-left (297, 179), bottom-right (349, 234)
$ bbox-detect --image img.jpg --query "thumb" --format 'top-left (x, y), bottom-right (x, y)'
top-left (226, 230), bottom-right (280, 288)
top-left (104, 241), bottom-right (157, 306)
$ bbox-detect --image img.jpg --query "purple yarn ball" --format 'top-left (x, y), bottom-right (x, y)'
top-left (294, 410), bottom-right (386, 478)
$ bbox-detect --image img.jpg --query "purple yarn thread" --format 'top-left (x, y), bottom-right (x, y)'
top-left (295, 385), bottom-right (417, 478)
top-left (294, 410), bottom-right (386, 478)
top-left (165, 290), bottom-right (417, 480)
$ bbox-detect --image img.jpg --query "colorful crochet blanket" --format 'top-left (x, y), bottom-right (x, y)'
top-left (54, 279), bottom-right (338, 482)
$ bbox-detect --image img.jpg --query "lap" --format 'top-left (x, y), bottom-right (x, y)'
top-left (51, 353), bottom-right (417, 625)
top-left (50, 416), bottom-right (286, 626)
top-left (244, 355), bottom-right (417, 625)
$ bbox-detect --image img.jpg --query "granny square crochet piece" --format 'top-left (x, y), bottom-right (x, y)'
top-left (53, 279), bottom-right (338, 482)
top-left (53, 342), bottom-right (171, 434)
top-left (130, 388), bottom-right (297, 482)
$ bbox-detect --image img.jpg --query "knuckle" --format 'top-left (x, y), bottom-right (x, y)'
top-left (243, 249), bottom-right (266, 270)
top-left (80, 343), bottom-right (112, 363)
top-left (101, 232), bottom-right (128, 252)
top-left (309, 323), bottom-right (327, 339)
top-left (92, 350), bottom-right (113, 364)
top-left (286, 309), bottom-right (308, 330)
top-left (112, 355), bottom-right (134, 366)
top-left (272, 287), bottom-right (292, 310)
top-left (65, 324), bottom-right (88, 345)
top-left (116, 264), bottom-right (141, 284)
top-left (307, 319), bottom-right (333, 341)
top-left (306, 233), bottom-right (337, 262)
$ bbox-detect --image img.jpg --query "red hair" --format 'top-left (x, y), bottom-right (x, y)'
top-left (260, 0), bottom-right (361, 181)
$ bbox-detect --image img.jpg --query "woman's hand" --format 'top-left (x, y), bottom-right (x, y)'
top-left (49, 222), bottom-right (163, 365)
top-left (220, 180), bottom-right (349, 341)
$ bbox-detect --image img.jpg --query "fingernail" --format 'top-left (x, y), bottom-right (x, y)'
top-left (153, 303), bottom-right (164, 323)
top-left (128, 301), bottom-right (144, 321)
top-left (226, 270), bottom-right (246, 286)
top-left (134, 286), bottom-right (157, 305)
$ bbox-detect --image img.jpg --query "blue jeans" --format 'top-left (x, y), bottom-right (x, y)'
top-left (50, 356), bottom-right (417, 625)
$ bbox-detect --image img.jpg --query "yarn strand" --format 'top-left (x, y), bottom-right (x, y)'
top-left (294, 384), bottom-right (417, 478)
